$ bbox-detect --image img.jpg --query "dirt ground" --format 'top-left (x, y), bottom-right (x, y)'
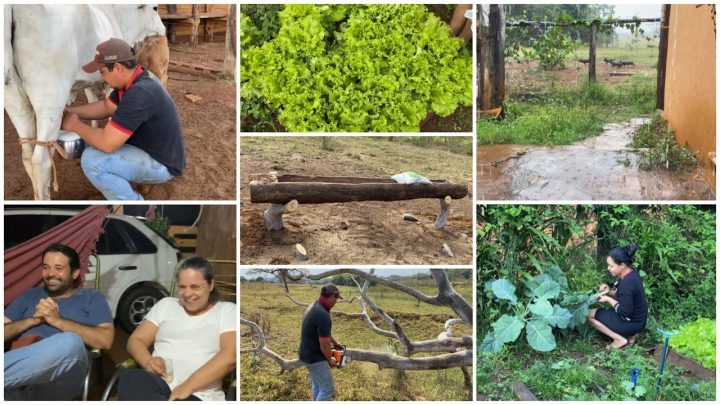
top-left (4, 41), bottom-right (235, 200)
top-left (505, 57), bottom-right (654, 96)
top-left (240, 137), bottom-right (473, 265)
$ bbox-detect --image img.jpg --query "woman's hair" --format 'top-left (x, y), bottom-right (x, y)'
top-left (176, 256), bottom-right (220, 303)
top-left (608, 245), bottom-right (638, 267)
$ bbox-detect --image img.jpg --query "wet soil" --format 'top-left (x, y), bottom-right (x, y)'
top-left (477, 119), bottom-right (714, 200)
top-left (4, 42), bottom-right (236, 200)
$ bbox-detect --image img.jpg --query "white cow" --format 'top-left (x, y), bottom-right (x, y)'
top-left (4, 5), bottom-right (166, 200)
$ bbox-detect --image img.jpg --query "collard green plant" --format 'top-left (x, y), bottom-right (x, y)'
top-left (240, 4), bottom-right (472, 132)
top-left (670, 318), bottom-right (716, 370)
top-left (481, 267), bottom-right (599, 353)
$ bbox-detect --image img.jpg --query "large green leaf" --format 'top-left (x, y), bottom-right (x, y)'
top-left (526, 320), bottom-right (556, 352)
top-left (491, 279), bottom-right (518, 305)
top-left (492, 315), bottom-right (525, 343)
top-left (541, 304), bottom-right (573, 329)
top-left (568, 302), bottom-right (590, 329)
top-left (531, 279), bottom-right (561, 301)
top-left (480, 332), bottom-right (504, 353)
top-left (528, 298), bottom-right (553, 317)
top-left (544, 263), bottom-right (569, 290)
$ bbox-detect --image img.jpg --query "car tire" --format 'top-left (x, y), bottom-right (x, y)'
top-left (117, 286), bottom-right (167, 334)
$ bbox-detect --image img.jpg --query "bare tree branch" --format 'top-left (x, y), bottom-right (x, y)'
top-left (241, 318), bottom-right (472, 371)
top-left (284, 268), bottom-right (472, 324)
top-left (241, 319), bottom-right (303, 370)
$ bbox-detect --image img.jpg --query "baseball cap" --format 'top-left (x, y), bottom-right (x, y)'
top-left (321, 284), bottom-right (343, 299)
top-left (82, 38), bottom-right (136, 73)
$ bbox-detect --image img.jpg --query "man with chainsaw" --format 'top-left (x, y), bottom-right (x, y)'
top-left (299, 284), bottom-right (344, 401)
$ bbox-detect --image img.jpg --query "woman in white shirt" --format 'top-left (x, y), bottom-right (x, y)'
top-left (118, 257), bottom-right (236, 401)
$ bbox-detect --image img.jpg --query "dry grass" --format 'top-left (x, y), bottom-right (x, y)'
top-left (240, 278), bottom-right (473, 400)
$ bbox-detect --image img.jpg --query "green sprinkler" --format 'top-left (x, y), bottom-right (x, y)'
top-left (655, 327), bottom-right (679, 400)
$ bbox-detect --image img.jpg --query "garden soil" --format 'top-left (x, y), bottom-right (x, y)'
top-left (477, 119), bottom-right (714, 200)
top-left (4, 42), bottom-right (236, 200)
top-left (240, 142), bottom-right (473, 265)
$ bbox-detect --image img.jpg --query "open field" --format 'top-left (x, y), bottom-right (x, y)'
top-left (240, 279), bottom-right (473, 400)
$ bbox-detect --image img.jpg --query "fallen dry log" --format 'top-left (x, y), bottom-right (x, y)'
top-left (250, 181), bottom-right (468, 204)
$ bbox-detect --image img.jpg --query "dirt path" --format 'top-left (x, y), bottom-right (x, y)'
top-left (240, 137), bottom-right (473, 265)
top-left (4, 42), bottom-right (235, 200)
top-left (477, 119), bottom-right (714, 200)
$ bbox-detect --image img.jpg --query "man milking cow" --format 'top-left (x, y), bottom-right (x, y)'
top-left (61, 38), bottom-right (185, 200)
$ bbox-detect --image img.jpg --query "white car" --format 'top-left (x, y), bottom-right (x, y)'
top-left (4, 207), bottom-right (179, 333)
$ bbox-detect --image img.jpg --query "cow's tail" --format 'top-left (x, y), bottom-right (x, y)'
top-left (4, 5), bottom-right (13, 86)
top-left (4, 6), bottom-right (21, 89)
top-left (4, 6), bottom-right (29, 101)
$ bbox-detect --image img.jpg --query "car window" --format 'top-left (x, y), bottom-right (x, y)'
top-left (4, 214), bottom-right (72, 249)
top-left (96, 219), bottom-right (158, 255)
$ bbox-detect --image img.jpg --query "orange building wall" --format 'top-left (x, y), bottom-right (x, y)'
top-left (663, 4), bottom-right (716, 190)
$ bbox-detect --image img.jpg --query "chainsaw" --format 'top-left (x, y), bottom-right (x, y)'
top-left (331, 345), bottom-right (348, 369)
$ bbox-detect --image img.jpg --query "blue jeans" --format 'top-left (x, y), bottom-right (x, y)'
top-left (81, 144), bottom-right (173, 200)
top-left (4, 332), bottom-right (89, 400)
top-left (306, 361), bottom-right (334, 401)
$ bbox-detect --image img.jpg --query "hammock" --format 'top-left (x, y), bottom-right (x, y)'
top-left (4, 205), bottom-right (111, 307)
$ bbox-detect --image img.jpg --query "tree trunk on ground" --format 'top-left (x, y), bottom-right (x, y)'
top-left (250, 182), bottom-right (468, 204)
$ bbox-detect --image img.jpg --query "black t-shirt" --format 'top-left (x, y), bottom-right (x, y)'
top-left (298, 300), bottom-right (332, 364)
top-left (613, 270), bottom-right (648, 324)
top-left (109, 67), bottom-right (185, 175)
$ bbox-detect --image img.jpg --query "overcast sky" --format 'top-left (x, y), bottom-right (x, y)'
top-left (612, 4), bottom-right (661, 19)
top-left (611, 4), bottom-right (661, 37)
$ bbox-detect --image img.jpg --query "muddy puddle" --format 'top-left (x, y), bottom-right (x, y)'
top-left (477, 119), bottom-right (714, 201)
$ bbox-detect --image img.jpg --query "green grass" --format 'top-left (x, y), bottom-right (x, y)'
top-left (574, 43), bottom-right (660, 66)
top-left (241, 280), bottom-right (472, 400)
top-left (478, 74), bottom-right (657, 145)
top-left (478, 338), bottom-right (716, 401)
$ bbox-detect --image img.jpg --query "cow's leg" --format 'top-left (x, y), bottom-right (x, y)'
top-left (31, 106), bottom-right (65, 200)
top-left (4, 78), bottom-right (39, 195)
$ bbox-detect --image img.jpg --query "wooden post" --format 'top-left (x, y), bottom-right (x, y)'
top-left (168, 5), bottom-right (177, 44)
top-left (223, 4), bottom-right (237, 79)
top-left (191, 4), bottom-right (200, 46)
top-left (656, 5), bottom-right (671, 110)
top-left (589, 21), bottom-right (598, 82)
top-left (433, 196), bottom-right (452, 229)
top-left (263, 200), bottom-right (299, 231)
top-left (478, 5), bottom-right (506, 111)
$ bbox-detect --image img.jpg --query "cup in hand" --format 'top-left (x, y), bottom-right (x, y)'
top-left (162, 358), bottom-right (174, 384)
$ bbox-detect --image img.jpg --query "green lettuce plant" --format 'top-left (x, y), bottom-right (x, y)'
top-left (670, 318), bottom-right (716, 370)
top-left (481, 265), bottom-right (599, 352)
top-left (240, 4), bottom-right (472, 132)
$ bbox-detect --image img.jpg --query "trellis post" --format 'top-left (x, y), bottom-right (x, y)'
top-left (478, 5), bottom-right (506, 111)
top-left (588, 21), bottom-right (598, 82)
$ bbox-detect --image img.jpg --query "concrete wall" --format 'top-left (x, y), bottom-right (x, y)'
top-left (663, 4), bottom-right (716, 189)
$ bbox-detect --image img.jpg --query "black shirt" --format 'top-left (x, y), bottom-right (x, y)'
top-left (299, 300), bottom-right (332, 364)
top-left (614, 270), bottom-right (648, 324)
top-left (109, 67), bottom-right (185, 175)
